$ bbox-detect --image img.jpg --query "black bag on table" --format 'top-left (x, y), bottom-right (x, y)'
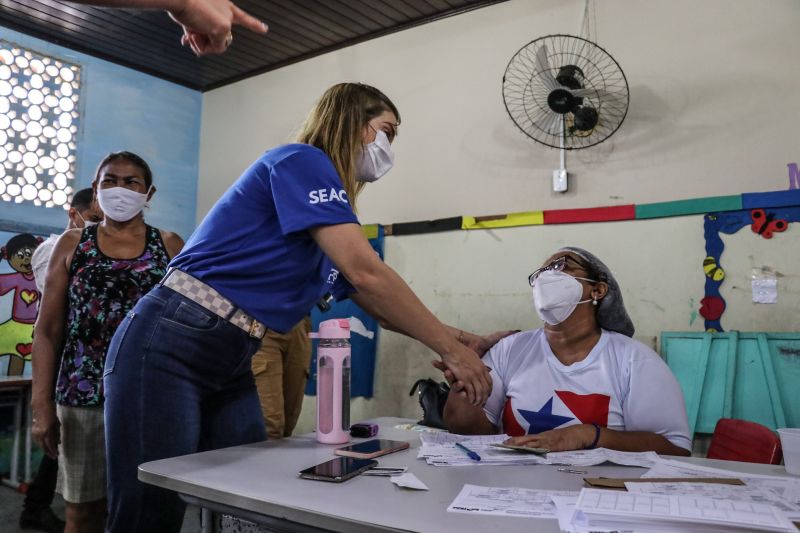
top-left (408, 378), bottom-right (450, 430)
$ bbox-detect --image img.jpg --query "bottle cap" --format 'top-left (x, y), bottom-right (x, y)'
top-left (308, 318), bottom-right (350, 339)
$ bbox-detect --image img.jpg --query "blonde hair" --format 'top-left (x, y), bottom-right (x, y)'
top-left (296, 83), bottom-right (400, 211)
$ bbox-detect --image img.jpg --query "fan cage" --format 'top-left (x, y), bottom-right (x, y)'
top-left (502, 34), bottom-right (629, 150)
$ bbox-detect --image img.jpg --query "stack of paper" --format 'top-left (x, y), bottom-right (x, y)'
top-left (418, 432), bottom-right (660, 468)
top-left (639, 458), bottom-right (800, 519)
top-left (625, 482), bottom-right (800, 518)
top-left (547, 449), bottom-right (660, 468)
top-left (418, 433), bottom-right (547, 466)
top-left (443, 456), bottom-right (800, 531)
top-left (569, 488), bottom-right (797, 532)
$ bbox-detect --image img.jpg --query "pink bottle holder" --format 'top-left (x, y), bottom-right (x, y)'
top-left (310, 319), bottom-right (351, 444)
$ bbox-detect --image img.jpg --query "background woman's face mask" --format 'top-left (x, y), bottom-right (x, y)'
top-left (532, 270), bottom-right (594, 325)
top-left (357, 129), bottom-right (394, 182)
top-left (77, 212), bottom-right (97, 228)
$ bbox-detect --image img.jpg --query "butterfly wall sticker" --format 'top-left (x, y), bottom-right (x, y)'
top-left (750, 209), bottom-right (788, 239)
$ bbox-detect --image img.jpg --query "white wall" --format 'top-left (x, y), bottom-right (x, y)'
top-left (198, 0), bottom-right (800, 222)
top-left (197, 0), bottom-right (800, 433)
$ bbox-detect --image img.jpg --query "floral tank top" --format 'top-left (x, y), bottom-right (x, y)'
top-left (56, 224), bottom-right (170, 406)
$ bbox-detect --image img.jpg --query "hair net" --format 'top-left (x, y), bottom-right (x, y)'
top-left (558, 246), bottom-right (635, 337)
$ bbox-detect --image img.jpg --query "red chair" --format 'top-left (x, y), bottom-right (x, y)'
top-left (707, 418), bottom-right (783, 465)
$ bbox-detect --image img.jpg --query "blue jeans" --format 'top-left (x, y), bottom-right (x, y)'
top-left (103, 285), bottom-right (266, 533)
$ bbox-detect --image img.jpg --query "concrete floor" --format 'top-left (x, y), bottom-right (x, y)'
top-left (0, 486), bottom-right (201, 533)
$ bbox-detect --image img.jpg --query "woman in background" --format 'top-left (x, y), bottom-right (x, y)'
top-left (32, 152), bottom-right (183, 533)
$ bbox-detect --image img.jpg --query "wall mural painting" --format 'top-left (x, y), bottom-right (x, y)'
top-left (0, 230), bottom-right (44, 376)
top-left (702, 207), bottom-right (800, 332)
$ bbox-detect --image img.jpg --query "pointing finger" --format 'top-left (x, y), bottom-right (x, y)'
top-left (231, 4), bottom-right (268, 34)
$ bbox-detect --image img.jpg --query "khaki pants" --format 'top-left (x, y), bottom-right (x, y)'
top-left (56, 405), bottom-right (106, 503)
top-left (251, 316), bottom-right (312, 439)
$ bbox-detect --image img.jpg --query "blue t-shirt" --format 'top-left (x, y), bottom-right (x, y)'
top-left (170, 144), bottom-right (359, 332)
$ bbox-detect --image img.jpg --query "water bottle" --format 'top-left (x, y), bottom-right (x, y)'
top-left (310, 318), bottom-right (351, 444)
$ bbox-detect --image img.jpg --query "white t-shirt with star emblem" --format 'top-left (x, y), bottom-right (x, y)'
top-left (482, 329), bottom-right (691, 452)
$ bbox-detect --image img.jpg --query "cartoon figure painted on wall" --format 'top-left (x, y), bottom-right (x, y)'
top-left (0, 233), bottom-right (43, 375)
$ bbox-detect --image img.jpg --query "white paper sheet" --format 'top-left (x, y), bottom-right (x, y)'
top-left (390, 473), bottom-right (429, 490)
top-left (625, 481), bottom-right (800, 517)
top-left (419, 433), bottom-right (508, 446)
top-left (393, 423), bottom-right (446, 433)
top-left (446, 484), bottom-right (578, 518)
top-left (362, 467), bottom-right (407, 477)
top-left (574, 488), bottom-right (796, 532)
top-left (643, 458), bottom-right (790, 481)
top-left (547, 449), bottom-right (660, 468)
top-left (551, 494), bottom-right (638, 533)
top-left (752, 277), bottom-right (778, 304)
top-left (641, 459), bottom-right (800, 517)
top-left (549, 495), bottom-right (580, 532)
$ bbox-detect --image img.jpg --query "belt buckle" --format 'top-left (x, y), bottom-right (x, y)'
top-left (248, 319), bottom-right (261, 338)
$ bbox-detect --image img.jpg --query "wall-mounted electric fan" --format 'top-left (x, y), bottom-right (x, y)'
top-left (502, 34), bottom-right (629, 151)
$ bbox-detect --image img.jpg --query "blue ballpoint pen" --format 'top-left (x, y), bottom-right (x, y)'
top-left (455, 442), bottom-right (481, 462)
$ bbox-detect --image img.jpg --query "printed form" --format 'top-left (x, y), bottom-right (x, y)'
top-left (573, 488), bottom-right (796, 532)
top-left (641, 458), bottom-right (800, 518)
top-left (625, 481), bottom-right (800, 517)
top-left (446, 484), bottom-right (578, 518)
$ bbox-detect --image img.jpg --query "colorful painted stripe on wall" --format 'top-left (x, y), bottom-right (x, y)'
top-left (741, 190), bottom-right (800, 209)
top-left (462, 211), bottom-right (544, 230)
top-left (365, 189), bottom-right (800, 237)
top-left (543, 205), bottom-right (635, 224)
top-left (635, 196), bottom-right (742, 219)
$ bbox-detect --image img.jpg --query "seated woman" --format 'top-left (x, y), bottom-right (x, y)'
top-left (442, 247), bottom-right (691, 456)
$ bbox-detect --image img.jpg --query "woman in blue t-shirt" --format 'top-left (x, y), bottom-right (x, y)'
top-left (103, 83), bottom-right (505, 532)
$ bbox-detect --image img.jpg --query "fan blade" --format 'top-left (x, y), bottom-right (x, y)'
top-left (535, 44), bottom-right (558, 91)
top-left (571, 87), bottom-right (622, 100)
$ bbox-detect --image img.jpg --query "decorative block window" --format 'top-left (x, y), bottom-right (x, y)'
top-left (0, 40), bottom-right (81, 209)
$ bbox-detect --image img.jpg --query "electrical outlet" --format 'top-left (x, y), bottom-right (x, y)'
top-left (552, 169), bottom-right (568, 193)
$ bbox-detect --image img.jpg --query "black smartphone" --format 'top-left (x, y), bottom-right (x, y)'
top-left (298, 457), bottom-right (378, 483)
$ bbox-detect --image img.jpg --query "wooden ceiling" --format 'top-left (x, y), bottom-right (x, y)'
top-left (0, 0), bottom-right (507, 91)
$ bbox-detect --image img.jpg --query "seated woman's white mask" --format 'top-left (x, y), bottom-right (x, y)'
top-left (532, 270), bottom-right (595, 325)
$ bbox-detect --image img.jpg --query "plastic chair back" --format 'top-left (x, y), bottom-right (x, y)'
top-left (707, 418), bottom-right (783, 465)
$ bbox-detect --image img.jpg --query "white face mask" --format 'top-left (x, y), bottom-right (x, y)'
top-left (76, 212), bottom-right (97, 228)
top-left (96, 186), bottom-right (151, 222)
top-left (532, 270), bottom-right (594, 326)
top-left (357, 129), bottom-right (394, 182)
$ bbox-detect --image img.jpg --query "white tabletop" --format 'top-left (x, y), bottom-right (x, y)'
top-left (138, 417), bottom-right (794, 533)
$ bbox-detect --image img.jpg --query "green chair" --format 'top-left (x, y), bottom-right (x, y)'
top-left (661, 332), bottom-right (800, 436)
